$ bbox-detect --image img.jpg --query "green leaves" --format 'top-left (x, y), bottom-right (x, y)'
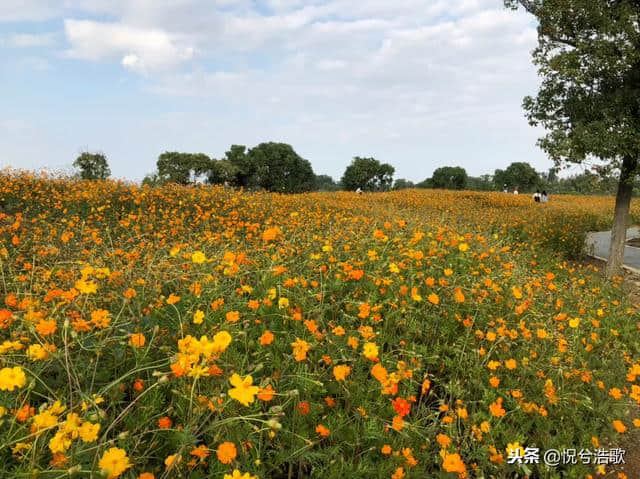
top-left (507, 0), bottom-right (640, 165)
top-left (341, 157), bottom-right (395, 192)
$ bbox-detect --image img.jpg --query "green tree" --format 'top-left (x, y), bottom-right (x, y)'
top-left (156, 152), bottom-right (212, 185)
top-left (430, 166), bottom-right (468, 190)
top-left (223, 145), bottom-right (254, 188)
top-left (341, 157), bottom-right (395, 191)
top-left (493, 162), bottom-right (539, 191)
top-left (207, 159), bottom-right (239, 185)
top-left (393, 178), bottom-right (415, 190)
top-left (246, 142), bottom-right (316, 193)
top-left (73, 151), bottom-right (111, 180)
top-left (142, 172), bottom-right (163, 187)
top-left (505, 0), bottom-right (640, 277)
top-left (467, 175), bottom-right (494, 191)
top-left (416, 178), bottom-right (433, 189)
top-left (315, 174), bottom-right (339, 191)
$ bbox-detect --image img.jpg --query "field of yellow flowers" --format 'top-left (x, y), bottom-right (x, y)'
top-left (0, 170), bottom-right (639, 479)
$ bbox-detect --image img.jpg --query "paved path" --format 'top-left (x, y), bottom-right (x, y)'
top-left (585, 226), bottom-right (640, 271)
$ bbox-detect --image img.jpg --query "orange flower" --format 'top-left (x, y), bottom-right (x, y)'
top-left (259, 330), bottom-right (274, 346)
top-left (190, 445), bottom-right (210, 460)
top-left (129, 333), bottom-right (145, 348)
top-left (257, 385), bottom-right (276, 401)
top-left (166, 294), bottom-right (181, 305)
top-left (436, 434), bottom-right (451, 448)
top-left (442, 452), bottom-right (466, 473)
top-left (358, 303), bottom-right (371, 319)
top-left (35, 319), bottom-right (57, 336)
top-left (216, 442), bottom-right (237, 464)
top-left (381, 444), bottom-right (392, 455)
top-left (489, 398), bottom-right (506, 418)
top-left (453, 288), bottom-right (465, 303)
top-left (226, 311), bottom-right (240, 323)
top-left (612, 420), bottom-right (627, 433)
top-left (392, 397), bottom-right (411, 417)
top-left (428, 293), bottom-right (440, 305)
top-left (90, 309), bottom-right (111, 329)
top-left (297, 401), bottom-right (310, 415)
top-left (392, 415), bottom-right (404, 431)
top-left (262, 227), bottom-right (281, 242)
top-left (315, 424), bottom-right (330, 437)
top-left (157, 417), bottom-right (172, 429)
top-left (333, 365), bottom-right (351, 381)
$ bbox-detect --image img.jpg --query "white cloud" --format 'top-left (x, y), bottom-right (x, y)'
top-left (2, 32), bottom-right (56, 47)
top-left (64, 19), bottom-right (195, 73)
top-left (2, 0), bottom-right (550, 181)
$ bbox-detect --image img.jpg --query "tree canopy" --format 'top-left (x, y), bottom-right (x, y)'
top-left (430, 166), bottom-right (468, 190)
top-left (505, 0), bottom-right (640, 276)
top-left (156, 152), bottom-right (212, 185)
top-left (493, 162), bottom-right (540, 191)
top-left (341, 157), bottom-right (395, 191)
top-left (73, 152), bottom-right (111, 180)
top-left (246, 142), bottom-right (316, 193)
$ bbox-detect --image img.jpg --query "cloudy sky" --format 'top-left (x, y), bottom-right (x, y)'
top-left (0, 0), bottom-right (554, 182)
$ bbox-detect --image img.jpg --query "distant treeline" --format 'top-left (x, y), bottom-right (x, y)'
top-left (72, 145), bottom-right (627, 195)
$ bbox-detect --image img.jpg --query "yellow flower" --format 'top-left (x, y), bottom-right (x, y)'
top-left (363, 342), bottom-right (379, 361)
top-left (79, 422), bottom-right (100, 442)
top-left (512, 286), bottom-right (523, 299)
top-left (191, 251), bottom-right (206, 264)
top-left (193, 309), bottom-right (205, 324)
top-left (223, 470), bottom-right (258, 479)
top-left (0, 366), bottom-right (27, 391)
top-left (31, 410), bottom-right (58, 434)
top-left (75, 278), bottom-right (97, 294)
top-left (228, 374), bottom-right (260, 406)
top-left (278, 297), bottom-right (289, 309)
top-left (49, 430), bottom-right (72, 454)
top-left (27, 343), bottom-right (48, 360)
top-left (165, 454), bottom-right (181, 469)
top-left (99, 447), bottom-right (132, 479)
top-left (569, 317), bottom-right (580, 328)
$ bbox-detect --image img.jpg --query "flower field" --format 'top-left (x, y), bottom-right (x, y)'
top-left (0, 170), bottom-right (639, 479)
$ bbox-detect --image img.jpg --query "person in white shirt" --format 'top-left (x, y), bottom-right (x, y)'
top-left (533, 190), bottom-right (541, 203)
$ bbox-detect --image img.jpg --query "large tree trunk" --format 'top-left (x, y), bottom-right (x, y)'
top-left (605, 156), bottom-right (638, 278)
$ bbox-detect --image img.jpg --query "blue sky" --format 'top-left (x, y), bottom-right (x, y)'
top-left (1, 0), bottom-right (557, 182)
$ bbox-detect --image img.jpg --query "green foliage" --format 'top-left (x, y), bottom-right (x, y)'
top-left (206, 159), bottom-right (239, 185)
top-left (392, 178), bottom-right (414, 190)
top-left (504, 0), bottom-right (640, 167)
top-left (223, 145), bottom-right (253, 188)
top-left (494, 162), bottom-right (540, 191)
top-left (415, 178), bottom-right (433, 189)
top-left (157, 152), bottom-right (212, 185)
top-left (246, 142), bottom-right (316, 193)
top-left (467, 175), bottom-right (494, 191)
top-left (315, 174), bottom-right (339, 191)
top-left (73, 151), bottom-right (111, 180)
top-left (341, 157), bottom-right (395, 191)
top-left (430, 166), bottom-right (468, 190)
